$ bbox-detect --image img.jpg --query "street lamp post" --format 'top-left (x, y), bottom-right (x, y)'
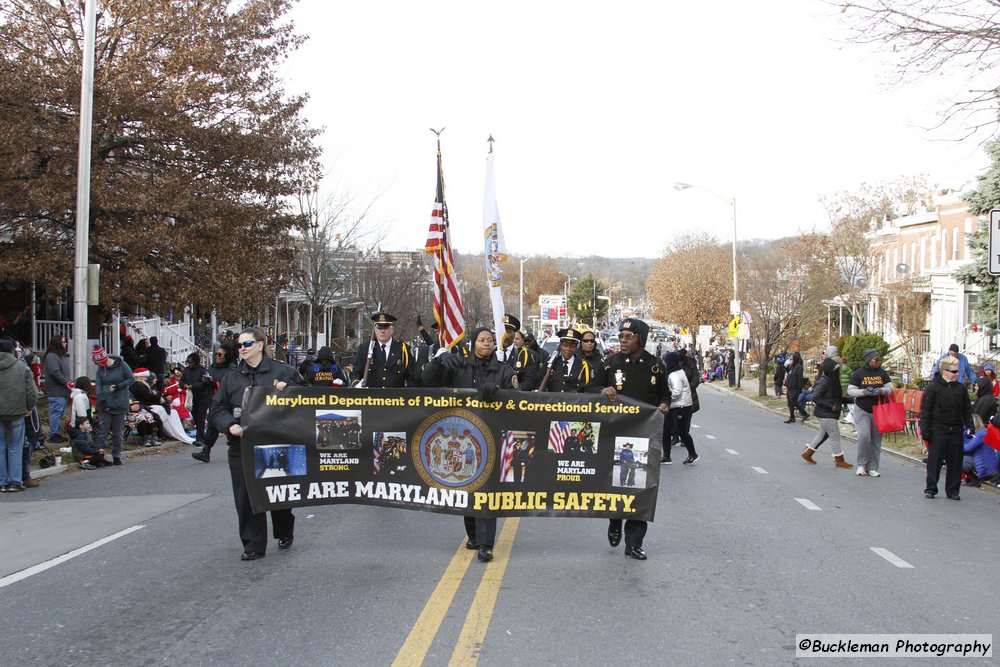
top-left (558, 271), bottom-right (574, 326)
top-left (519, 257), bottom-right (531, 330)
top-left (674, 181), bottom-right (740, 386)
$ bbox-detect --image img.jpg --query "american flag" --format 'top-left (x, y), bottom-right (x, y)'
top-left (498, 430), bottom-right (516, 482)
top-left (424, 141), bottom-right (465, 349)
top-left (372, 432), bottom-right (384, 474)
top-left (548, 421), bottom-right (570, 453)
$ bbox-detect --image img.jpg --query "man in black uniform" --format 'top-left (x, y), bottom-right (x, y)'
top-left (596, 317), bottom-right (669, 560)
top-left (540, 328), bottom-right (599, 393)
top-left (351, 312), bottom-right (417, 387)
top-left (499, 314), bottom-right (540, 391)
top-left (211, 327), bottom-right (302, 561)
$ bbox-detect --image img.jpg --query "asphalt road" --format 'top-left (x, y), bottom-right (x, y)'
top-left (2, 385), bottom-right (997, 666)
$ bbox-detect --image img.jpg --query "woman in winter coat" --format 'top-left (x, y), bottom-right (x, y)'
top-left (972, 377), bottom-right (997, 426)
top-left (783, 352), bottom-right (809, 424)
top-left (664, 352), bottom-right (698, 465)
top-left (422, 326), bottom-right (517, 563)
top-left (800, 358), bottom-right (852, 468)
top-left (773, 355), bottom-right (786, 398)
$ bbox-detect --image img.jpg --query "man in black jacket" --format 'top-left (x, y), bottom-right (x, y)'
top-left (192, 346), bottom-right (233, 463)
top-left (351, 312), bottom-right (418, 388)
top-left (211, 327), bottom-right (302, 560)
top-left (919, 355), bottom-right (974, 500)
top-left (145, 336), bottom-right (168, 389)
top-left (596, 318), bottom-right (669, 561)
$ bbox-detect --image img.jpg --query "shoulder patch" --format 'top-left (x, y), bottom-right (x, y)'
top-left (511, 375), bottom-right (519, 389)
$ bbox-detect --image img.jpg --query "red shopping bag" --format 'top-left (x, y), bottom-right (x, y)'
top-left (872, 394), bottom-right (905, 434)
top-left (985, 423), bottom-right (1000, 451)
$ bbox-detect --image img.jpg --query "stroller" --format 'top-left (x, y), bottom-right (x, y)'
top-left (26, 406), bottom-right (57, 468)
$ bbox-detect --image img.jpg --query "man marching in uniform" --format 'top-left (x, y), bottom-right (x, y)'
top-left (500, 314), bottom-right (540, 391)
top-left (351, 312), bottom-right (418, 388)
top-left (596, 317), bottom-right (669, 560)
top-left (540, 328), bottom-right (599, 393)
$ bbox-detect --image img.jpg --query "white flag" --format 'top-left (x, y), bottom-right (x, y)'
top-left (482, 153), bottom-right (508, 356)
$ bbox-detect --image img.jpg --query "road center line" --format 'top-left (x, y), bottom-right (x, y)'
top-left (871, 547), bottom-right (914, 568)
top-left (0, 525), bottom-right (145, 589)
top-left (725, 449), bottom-right (739, 455)
top-left (392, 537), bottom-right (476, 666)
top-left (449, 518), bottom-right (521, 666)
top-left (704, 434), bottom-right (716, 440)
top-left (794, 498), bottom-right (821, 511)
top-left (751, 467), bottom-right (768, 474)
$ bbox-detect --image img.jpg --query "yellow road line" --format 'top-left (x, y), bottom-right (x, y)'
top-left (392, 538), bottom-right (474, 667)
top-left (448, 518), bottom-right (521, 667)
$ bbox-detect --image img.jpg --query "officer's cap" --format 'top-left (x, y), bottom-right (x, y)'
top-left (503, 314), bottom-right (521, 331)
top-left (371, 312), bottom-right (397, 327)
top-left (557, 328), bottom-right (583, 344)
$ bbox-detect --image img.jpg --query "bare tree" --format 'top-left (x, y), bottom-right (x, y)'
top-left (646, 232), bottom-right (732, 330)
top-left (743, 235), bottom-right (837, 396)
top-left (290, 185), bottom-right (385, 347)
top-left (836, 0), bottom-right (1000, 138)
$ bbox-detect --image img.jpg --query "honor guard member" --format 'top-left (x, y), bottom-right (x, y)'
top-left (422, 326), bottom-right (518, 563)
top-left (579, 331), bottom-right (605, 368)
top-left (540, 328), bottom-right (599, 393)
top-left (500, 314), bottom-right (540, 391)
top-left (304, 346), bottom-right (344, 387)
top-left (351, 312), bottom-right (417, 387)
top-left (415, 315), bottom-right (469, 377)
top-left (210, 327), bottom-right (302, 561)
top-left (596, 317), bottom-right (669, 560)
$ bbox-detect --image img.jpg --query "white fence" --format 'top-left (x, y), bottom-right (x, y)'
top-left (34, 317), bottom-right (197, 366)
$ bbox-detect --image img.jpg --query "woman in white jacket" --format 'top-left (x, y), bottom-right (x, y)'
top-left (664, 352), bottom-right (699, 465)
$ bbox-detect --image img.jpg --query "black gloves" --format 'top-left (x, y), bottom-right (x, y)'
top-left (415, 313), bottom-right (423, 329)
top-left (440, 353), bottom-right (464, 370)
top-left (477, 384), bottom-right (499, 402)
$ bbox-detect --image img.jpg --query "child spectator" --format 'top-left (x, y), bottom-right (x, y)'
top-left (68, 415), bottom-right (107, 469)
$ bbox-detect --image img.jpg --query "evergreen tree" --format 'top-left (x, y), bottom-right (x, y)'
top-left (954, 139), bottom-right (1000, 329)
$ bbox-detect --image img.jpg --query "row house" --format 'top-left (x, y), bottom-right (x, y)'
top-left (865, 189), bottom-right (986, 377)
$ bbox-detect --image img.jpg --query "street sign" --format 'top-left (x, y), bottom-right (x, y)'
top-left (727, 315), bottom-right (741, 338)
top-left (698, 325), bottom-right (713, 338)
top-left (730, 299), bottom-right (741, 316)
top-left (990, 209), bottom-right (1000, 275)
top-left (737, 323), bottom-right (750, 340)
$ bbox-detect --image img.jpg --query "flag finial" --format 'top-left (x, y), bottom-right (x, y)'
top-left (488, 134), bottom-right (494, 154)
top-left (430, 127), bottom-right (446, 156)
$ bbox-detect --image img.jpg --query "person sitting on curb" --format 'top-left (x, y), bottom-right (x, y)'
top-left (963, 420), bottom-right (999, 487)
top-left (68, 415), bottom-right (109, 469)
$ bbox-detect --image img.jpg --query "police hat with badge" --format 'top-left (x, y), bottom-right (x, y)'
top-left (557, 327), bottom-right (583, 346)
top-left (371, 312), bottom-right (397, 328)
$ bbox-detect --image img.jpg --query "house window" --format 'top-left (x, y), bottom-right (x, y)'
top-left (967, 293), bottom-right (980, 325)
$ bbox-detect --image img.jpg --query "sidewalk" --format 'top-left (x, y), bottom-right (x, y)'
top-left (702, 378), bottom-right (1000, 494)
top-left (29, 437), bottom-right (197, 481)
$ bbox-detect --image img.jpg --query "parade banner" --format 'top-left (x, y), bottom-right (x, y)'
top-left (241, 387), bottom-right (663, 520)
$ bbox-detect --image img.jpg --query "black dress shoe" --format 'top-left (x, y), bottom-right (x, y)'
top-left (783, 418), bottom-right (795, 424)
top-left (607, 525), bottom-right (622, 547)
top-left (191, 449), bottom-right (210, 463)
top-left (624, 545), bottom-right (647, 560)
top-left (278, 537), bottom-right (294, 550)
top-left (113, 457), bottom-right (122, 466)
top-left (924, 492), bottom-right (936, 499)
top-left (240, 551), bottom-right (265, 561)
top-left (465, 538), bottom-right (476, 550)
top-left (477, 545), bottom-right (493, 562)
top-left (947, 494), bottom-right (961, 500)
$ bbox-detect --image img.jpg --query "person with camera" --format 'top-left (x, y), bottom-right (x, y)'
top-left (211, 327), bottom-right (302, 561)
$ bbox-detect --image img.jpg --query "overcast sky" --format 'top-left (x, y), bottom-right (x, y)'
top-left (280, 0), bottom-right (991, 260)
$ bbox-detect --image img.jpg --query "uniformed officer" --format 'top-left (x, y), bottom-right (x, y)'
top-left (210, 327), bottom-right (303, 561)
top-left (596, 317), bottom-right (669, 561)
top-left (540, 328), bottom-right (599, 393)
top-left (415, 316), bottom-right (469, 378)
top-left (500, 314), bottom-right (540, 391)
top-left (351, 312), bottom-right (417, 387)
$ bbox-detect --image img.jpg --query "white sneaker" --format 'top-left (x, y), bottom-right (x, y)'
top-left (856, 466), bottom-right (867, 476)
top-left (868, 470), bottom-right (880, 477)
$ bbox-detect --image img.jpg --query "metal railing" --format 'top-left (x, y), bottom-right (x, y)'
top-left (122, 317), bottom-right (198, 365)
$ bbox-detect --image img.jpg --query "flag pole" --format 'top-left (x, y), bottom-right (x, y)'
top-left (430, 128), bottom-right (447, 349)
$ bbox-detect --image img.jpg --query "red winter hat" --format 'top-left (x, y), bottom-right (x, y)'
top-left (133, 367), bottom-right (150, 377)
top-left (91, 344), bottom-right (109, 366)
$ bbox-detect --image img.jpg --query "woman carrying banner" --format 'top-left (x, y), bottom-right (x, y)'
top-left (211, 327), bottom-right (303, 561)
top-left (422, 326), bottom-right (517, 563)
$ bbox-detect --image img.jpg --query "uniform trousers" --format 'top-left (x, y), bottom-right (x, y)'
top-left (463, 516), bottom-right (497, 547)
top-left (609, 519), bottom-right (646, 549)
top-left (191, 393), bottom-right (211, 445)
top-left (228, 446), bottom-right (294, 553)
top-left (925, 427), bottom-right (964, 498)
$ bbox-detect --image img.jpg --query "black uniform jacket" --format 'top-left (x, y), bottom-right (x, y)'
top-left (352, 339), bottom-right (417, 387)
top-left (422, 353), bottom-right (517, 390)
top-left (919, 374), bottom-right (973, 435)
top-left (503, 345), bottom-right (540, 391)
top-left (211, 355), bottom-right (303, 447)
top-left (542, 355), bottom-right (599, 393)
top-left (596, 350), bottom-right (668, 406)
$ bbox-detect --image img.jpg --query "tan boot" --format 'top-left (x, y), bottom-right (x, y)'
top-left (801, 447), bottom-right (817, 464)
top-left (833, 454), bottom-right (852, 468)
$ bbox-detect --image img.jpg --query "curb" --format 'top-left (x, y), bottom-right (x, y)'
top-left (29, 438), bottom-right (195, 481)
